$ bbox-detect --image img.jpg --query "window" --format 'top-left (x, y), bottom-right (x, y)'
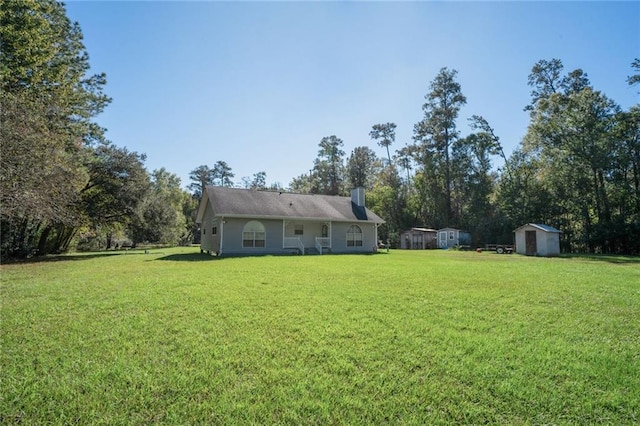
top-left (449, 231), bottom-right (454, 240)
top-left (294, 224), bottom-right (304, 235)
top-left (212, 226), bottom-right (217, 235)
top-left (242, 220), bottom-right (266, 248)
top-left (321, 224), bottom-right (328, 238)
top-left (346, 225), bottom-right (363, 247)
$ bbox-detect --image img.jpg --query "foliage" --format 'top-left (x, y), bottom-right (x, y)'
top-left (0, 0), bottom-right (112, 257)
top-left (626, 58), bottom-right (640, 90)
top-left (213, 160), bottom-right (235, 187)
top-left (241, 171), bottom-right (268, 190)
top-left (412, 67), bottom-right (467, 226)
top-left (346, 146), bottom-right (380, 189)
top-left (128, 168), bottom-right (192, 246)
top-left (338, 59), bottom-right (639, 254)
top-left (2, 2), bottom-right (636, 256)
top-left (310, 136), bottom-right (347, 195)
top-left (516, 58), bottom-right (639, 253)
top-left (2, 249), bottom-right (639, 423)
top-left (369, 122), bottom-right (396, 165)
top-left (188, 165), bottom-right (215, 199)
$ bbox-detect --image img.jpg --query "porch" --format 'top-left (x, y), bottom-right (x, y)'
top-left (282, 220), bottom-right (332, 255)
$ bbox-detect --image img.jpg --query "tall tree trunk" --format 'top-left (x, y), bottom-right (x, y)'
top-left (37, 225), bottom-right (52, 255)
top-left (444, 128), bottom-right (452, 224)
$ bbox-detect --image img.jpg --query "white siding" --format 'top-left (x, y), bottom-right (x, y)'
top-left (514, 224), bottom-right (561, 256)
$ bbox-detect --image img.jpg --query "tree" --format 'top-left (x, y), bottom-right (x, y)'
top-left (627, 58), bottom-right (640, 91)
top-left (468, 115), bottom-right (509, 177)
top-left (394, 146), bottom-right (414, 185)
top-left (244, 171), bottom-right (267, 190)
top-left (451, 124), bottom-right (502, 245)
top-left (495, 148), bottom-right (554, 240)
top-left (370, 123), bottom-right (397, 165)
top-left (289, 173), bottom-right (314, 194)
top-left (525, 58), bottom-right (564, 111)
top-left (346, 146), bottom-right (379, 189)
top-left (188, 165), bottom-right (214, 198)
top-left (312, 136), bottom-right (346, 195)
top-left (413, 67), bottom-right (467, 225)
top-left (213, 161), bottom-right (235, 187)
top-left (367, 165), bottom-right (409, 247)
top-left (517, 58), bottom-right (637, 253)
top-left (1, 0), bottom-right (111, 257)
top-left (129, 168), bottom-right (190, 246)
top-left (80, 144), bottom-right (150, 249)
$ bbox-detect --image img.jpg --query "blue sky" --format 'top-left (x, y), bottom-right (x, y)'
top-left (64, 1), bottom-right (639, 190)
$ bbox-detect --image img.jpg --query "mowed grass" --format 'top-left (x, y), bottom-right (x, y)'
top-left (2, 249), bottom-right (639, 424)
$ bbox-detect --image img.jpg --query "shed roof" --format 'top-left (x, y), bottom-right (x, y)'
top-left (403, 227), bottom-right (437, 233)
top-left (197, 186), bottom-right (385, 223)
top-left (438, 227), bottom-right (469, 233)
top-left (514, 223), bottom-right (562, 233)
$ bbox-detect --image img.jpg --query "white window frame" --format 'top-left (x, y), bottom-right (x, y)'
top-left (242, 220), bottom-right (266, 248)
top-left (346, 225), bottom-right (363, 247)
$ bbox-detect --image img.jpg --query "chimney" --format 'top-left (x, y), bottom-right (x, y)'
top-left (350, 187), bottom-right (365, 207)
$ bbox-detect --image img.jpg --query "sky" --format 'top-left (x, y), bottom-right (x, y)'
top-left (64, 1), bottom-right (640, 190)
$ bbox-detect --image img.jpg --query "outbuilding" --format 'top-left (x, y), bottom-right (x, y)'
top-left (514, 223), bottom-right (561, 256)
top-left (437, 228), bottom-right (471, 249)
top-left (400, 228), bottom-right (438, 249)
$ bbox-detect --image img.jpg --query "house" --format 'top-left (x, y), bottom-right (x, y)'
top-left (514, 223), bottom-right (561, 256)
top-left (195, 186), bottom-right (385, 256)
top-left (400, 228), bottom-right (438, 249)
top-left (437, 228), bottom-right (471, 249)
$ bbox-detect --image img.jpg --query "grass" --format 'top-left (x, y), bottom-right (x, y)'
top-left (2, 248), bottom-right (639, 424)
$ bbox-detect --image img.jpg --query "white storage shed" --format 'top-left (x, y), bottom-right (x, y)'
top-left (514, 223), bottom-right (561, 256)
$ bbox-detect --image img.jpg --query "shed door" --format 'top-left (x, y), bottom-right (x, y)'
top-left (525, 230), bottom-right (537, 255)
top-left (413, 233), bottom-right (423, 249)
top-left (439, 232), bottom-right (447, 248)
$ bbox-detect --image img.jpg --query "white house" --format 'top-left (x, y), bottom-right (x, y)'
top-left (514, 223), bottom-right (561, 256)
top-left (195, 186), bottom-right (384, 256)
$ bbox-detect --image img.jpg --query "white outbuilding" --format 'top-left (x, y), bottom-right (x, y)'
top-left (514, 223), bottom-right (561, 256)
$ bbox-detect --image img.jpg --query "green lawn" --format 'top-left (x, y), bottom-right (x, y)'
top-left (2, 248), bottom-right (639, 424)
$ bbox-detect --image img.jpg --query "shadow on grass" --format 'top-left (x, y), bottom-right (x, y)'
top-left (1, 250), bottom-right (146, 265)
top-left (154, 251), bottom-right (390, 262)
top-left (560, 254), bottom-right (640, 265)
top-left (155, 252), bottom-right (219, 262)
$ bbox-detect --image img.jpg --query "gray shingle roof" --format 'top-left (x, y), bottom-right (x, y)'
top-left (204, 186), bottom-right (384, 223)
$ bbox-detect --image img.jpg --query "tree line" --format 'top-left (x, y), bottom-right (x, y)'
top-left (289, 62), bottom-right (640, 254)
top-left (2, 1), bottom-right (638, 258)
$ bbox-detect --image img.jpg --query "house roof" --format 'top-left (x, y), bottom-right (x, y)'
top-left (514, 223), bottom-right (562, 233)
top-left (197, 186), bottom-right (385, 224)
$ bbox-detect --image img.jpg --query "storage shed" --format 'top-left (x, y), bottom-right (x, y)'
top-left (400, 228), bottom-right (437, 249)
top-left (514, 223), bottom-right (561, 256)
top-left (437, 228), bottom-right (471, 249)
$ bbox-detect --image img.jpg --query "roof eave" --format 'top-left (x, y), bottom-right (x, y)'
top-left (212, 212), bottom-right (384, 223)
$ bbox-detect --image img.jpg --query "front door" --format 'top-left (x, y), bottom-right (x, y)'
top-left (525, 230), bottom-right (537, 255)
